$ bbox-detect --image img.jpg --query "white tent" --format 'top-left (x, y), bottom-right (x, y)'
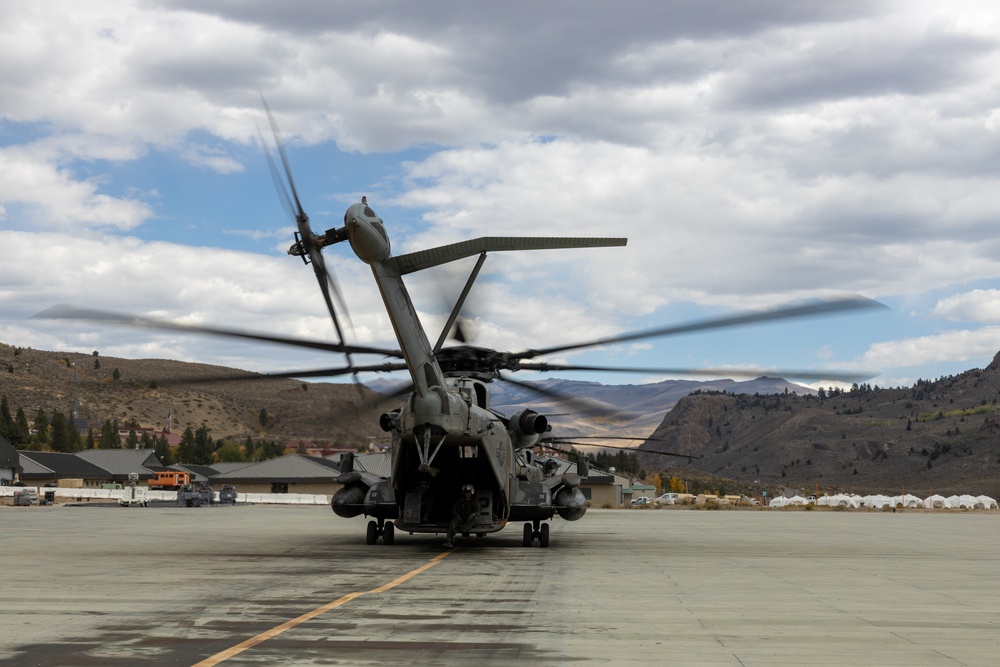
top-left (863, 494), bottom-right (892, 509)
top-left (924, 494), bottom-right (947, 509)
top-left (823, 493), bottom-right (861, 508)
top-left (769, 495), bottom-right (807, 507)
top-left (890, 494), bottom-right (923, 508)
top-left (977, 495), bottom-right (998, 509)
top-left (958, 494), bottom-right (985, 509)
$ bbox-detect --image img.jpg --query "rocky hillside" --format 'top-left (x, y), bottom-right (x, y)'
top-left (0, 343), bottom-right (388, 446)
top-left (639, 352), bottom-right (1000, 497)
top-left (485, 375), bottom-right (815, 441)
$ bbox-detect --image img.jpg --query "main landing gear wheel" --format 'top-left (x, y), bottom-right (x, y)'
top-left (366, 519), bottom-right (395, 545)
top-left (522, 521), bottom-right (551, 548)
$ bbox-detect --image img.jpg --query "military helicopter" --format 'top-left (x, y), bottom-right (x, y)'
top-left (39, 105), bottom-right (885, 548)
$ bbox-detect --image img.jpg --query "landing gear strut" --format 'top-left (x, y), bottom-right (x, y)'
top-left (366, 518), bottom-right (395, 545)
top-left (522, 520), bottom-right (550, 548)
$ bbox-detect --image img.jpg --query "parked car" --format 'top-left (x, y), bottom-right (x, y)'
top-left (14, 488), bottom-right (40, 506)
top-left (631, 496), bottom-right (651, 506)
top-left (653, 492), bottom-right (677, 505)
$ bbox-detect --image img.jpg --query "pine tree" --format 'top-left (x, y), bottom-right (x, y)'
top-left (67, 413), bottom-right (83, 452)
top-left (0, 395), bottom-right (14, 442)
top-left (34, 408), bottom-right (49, 445)
top-left (155, 434), bottom-right (172, 465)
top-left (192, 426), bottom-right (215, 465)
top-left (176, 426), bottom-right (196, 463)
top-left (50, 412), bottom-right (69, 452)
top-left (99, 420), bottom-right (120, 449)
top-left (14, 408), bottom-right (31, 445)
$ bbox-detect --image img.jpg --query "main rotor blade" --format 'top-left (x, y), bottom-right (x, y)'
top-left (517, 362), bottom-right (875, 383)
top-left (513, 296), bottom-right (888, 360)
top-left (542, 440), bottom-right (697, 460)
top-left (33, 306), bottom-right (403, 358)
top-left (151, 362), bottom-right (409, 386)
top-left (497, 373), bottom-right (628, 420)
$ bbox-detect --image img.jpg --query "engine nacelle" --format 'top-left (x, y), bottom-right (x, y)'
top-left (332, 470), bottom-right (385, 518)
top-left (554, 487), bottom-right (587, 521)
top-left (508, 409), bottom-right (548, 448)
top-left (332, 485), bottom-right (366, 518)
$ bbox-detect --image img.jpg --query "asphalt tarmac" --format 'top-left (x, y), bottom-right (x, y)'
top-left (1, 504), bottom-right (998, 666)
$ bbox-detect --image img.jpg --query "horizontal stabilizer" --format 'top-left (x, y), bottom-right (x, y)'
top-left (385, 236), bottom-right (627, 274)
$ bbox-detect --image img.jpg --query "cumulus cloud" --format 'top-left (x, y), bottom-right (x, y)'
top-left (4, 0), bottom-right (1000, 387)
top-left (932, 290), bottom-right (1000, 323)
top-left (858, 326), bottom-right (1000, 371)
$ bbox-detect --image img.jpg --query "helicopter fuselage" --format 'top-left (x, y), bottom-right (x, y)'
top-left (332, 202), bottom-right (588, 541)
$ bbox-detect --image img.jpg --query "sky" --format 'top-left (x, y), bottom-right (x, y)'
top-left (4, 0), bottom-right (1000, 391)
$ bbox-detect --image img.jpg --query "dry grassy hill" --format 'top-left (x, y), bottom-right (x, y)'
top-left (0, 343), bottom-right (388, 446)
top-left (639, 351), bottom-right (1000, 498)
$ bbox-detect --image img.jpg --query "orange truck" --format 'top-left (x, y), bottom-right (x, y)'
top-left (148, 471), bottom-right (191, 490)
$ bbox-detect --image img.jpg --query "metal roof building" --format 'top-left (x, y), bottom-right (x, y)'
top-left (210, 454), bottom-right (342, 496)
top-left (17, 451), bottom-right (115, 487)
top-left (170, 463), bottom-right (219, 484)
top-left (76, 449), bottom-right (168, 479)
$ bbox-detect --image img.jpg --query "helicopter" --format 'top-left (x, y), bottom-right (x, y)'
top-left (38, 104), bottom-right (886, 548)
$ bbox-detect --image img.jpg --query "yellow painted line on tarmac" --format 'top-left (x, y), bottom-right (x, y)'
top-left (192, 550), bottom-right (454, 667)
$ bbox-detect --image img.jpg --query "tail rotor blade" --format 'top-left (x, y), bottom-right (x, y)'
top-left (259, 95), bottom-right (354, 367)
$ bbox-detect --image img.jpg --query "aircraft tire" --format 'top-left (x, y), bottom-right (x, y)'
top-left (539, 523), bottom-right (550, 548)
top-left (383, 522), bottom-right (395, 545)
top-left (522, 523), bottom-right (533, 547)
top-left (366, 520), bottom-right (378, 545)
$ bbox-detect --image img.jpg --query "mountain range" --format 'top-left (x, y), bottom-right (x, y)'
top-left (638, 352), bottom-right (1000, 498)
top-left (5, 339), bottom-right (999, 498)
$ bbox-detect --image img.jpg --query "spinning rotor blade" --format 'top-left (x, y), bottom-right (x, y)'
top-left (541, 437), bottom-right (698, 461)
top-left (512, 296), bottom-right (887, 360)
top-left (517, 362), bottom-right (875, 383)
top-left (497, 373), bottom-right (629, 420)
top-left (33, 305), bottom-right (403, 359)
top-left (149, 362), bottom-right (409, 386)
top-left (260, 97), bottom-right (353, 354)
